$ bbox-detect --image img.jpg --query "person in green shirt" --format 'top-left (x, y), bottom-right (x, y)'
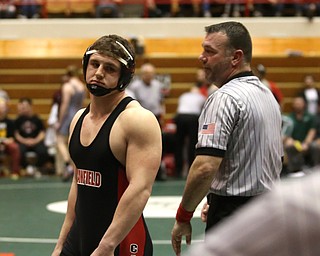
top-left (284, 96), bottom-right (316, 174)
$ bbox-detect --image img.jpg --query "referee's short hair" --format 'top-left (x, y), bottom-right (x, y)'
top-left (205, 21), bottom-right (252, 63)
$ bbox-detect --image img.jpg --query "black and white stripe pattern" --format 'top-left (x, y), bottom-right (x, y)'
top-left (196, 75), bottom-right (283, 196)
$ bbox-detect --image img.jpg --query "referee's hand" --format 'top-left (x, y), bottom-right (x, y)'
top-left (171, 220), bottom-right (192, 256)
top-left (201, 202), bottom-right (209, 223)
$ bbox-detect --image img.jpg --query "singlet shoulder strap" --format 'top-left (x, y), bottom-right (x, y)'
top-left (107, 96), bottom-right (134, 124)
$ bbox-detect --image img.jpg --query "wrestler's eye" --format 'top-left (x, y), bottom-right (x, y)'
top-left (104, 64), bottom-right (120, 74)
top-left (89, 60), bottom-right (100, 69)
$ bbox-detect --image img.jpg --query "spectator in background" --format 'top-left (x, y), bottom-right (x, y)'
top-left (195, 68), bottom-right (210, 98)
top-left (299, 74), bottom-right (320, 116)
top-left (253, 0), bottom-right (278, 17)
top-left (14, 97), bottom-right (50, 176)
top-left (145, 0), bottom-right (162, 17)
top-left (95, 0), bottom-right (122, 18)
top-left (221, 0), bottom-right (242, 17)
top-left (0, 98), bottom-right (21, 179)
top-left (254, 63), bottom-right (283, 106)
top-left (195, 68), bottom-right (218, 97)
top-left (170, 0), bottom-right (202, 17)
top-left (55, 66), bottom-right (86, 181)
top-left (128, 62), bottom-right (168, 126)
top-left (45, 79), bottom-right (63, 175)
top-left (274, 0), bottom-right (303, 16)
top-left (283, 96), bottom-right (316, 176)
top-left (0, 88), bottom-right (9, 102)
top-left (174, 83), bottom-right (206, 178)
top-left (16, 0), bottom-right (42, 18)
top-left (303, 2), bottom-right (320, 20)
top-left (0, 0), bottom-right (17, 18)
top-left (128, 63), bottom-right (169, 181)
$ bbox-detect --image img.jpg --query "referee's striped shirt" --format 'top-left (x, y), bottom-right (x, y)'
top-left (196, 72), bottom-right (283, 196)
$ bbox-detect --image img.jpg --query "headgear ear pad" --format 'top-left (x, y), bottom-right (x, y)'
top-left (82, 36), bottom-right (135, 92)
top-left (117, 47), bottom-right (135, 91)
top-left (82, 46), bottom-right (92, 82)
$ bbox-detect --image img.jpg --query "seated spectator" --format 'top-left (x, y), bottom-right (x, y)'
top-left (0, 0), bottom-right (17, 18)
top-left (283, 96), bottom-right (316, 176)
top-left (274, 1), bottom-right (303, 17)
top-left (253, 1), bottom-right (278, 17)
top-left (95, 0), bottom-right (122, 17)
top-left (150, 0), bottom-right (201, 17)
top-left (221, 0), bottom-right (242, 17)
top-left (171, 0), bottom-right (203, 17)
top-left (16, 0), bottom-right (42, 18)
top-left (14, 97), bottom-right (50, 176)
top-left (142, 0), bottom-right (161, 17)
top-left (299, 74), bottom-right (320, 116)
top-left (303, 2), bottom-right (320, 20)
top-left (0, 99), bottom-right (21, 179)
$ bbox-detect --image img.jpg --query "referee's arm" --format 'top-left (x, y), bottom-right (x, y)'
top-left (180, 153), bottom-right (222, 212)
top-left (172, 151), bottom-right (223, 255)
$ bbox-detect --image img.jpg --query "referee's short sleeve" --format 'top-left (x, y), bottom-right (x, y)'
top-left (195, 147), bottom-right (226, 157)
top-left (196, 92), bottom-right (239, 152)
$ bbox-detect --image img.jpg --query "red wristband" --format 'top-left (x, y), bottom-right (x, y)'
top-left (176, 203), bottom-right (194, 223)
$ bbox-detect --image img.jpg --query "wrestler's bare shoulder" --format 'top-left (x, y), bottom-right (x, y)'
top-left (119, 100), bottom-right (160, 130)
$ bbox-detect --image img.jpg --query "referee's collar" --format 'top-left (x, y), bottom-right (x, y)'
top-left (225, 71), bottom-right (254, 84)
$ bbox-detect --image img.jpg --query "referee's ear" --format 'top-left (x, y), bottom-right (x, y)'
top-left (231, 49), bottom-right (243, 67)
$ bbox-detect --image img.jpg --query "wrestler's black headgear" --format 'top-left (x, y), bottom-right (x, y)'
top-left (82, 35), bottom-right (135, 96)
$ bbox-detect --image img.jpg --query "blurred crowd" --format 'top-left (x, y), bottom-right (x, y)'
top-left (0, 0), bottom-right (319, 19)
top-left (0, 65), bottom-right (86, 181)
top-left (0, 60), bottom-right (319, 182)
top-left (125, 62), bottom-right (320, 181)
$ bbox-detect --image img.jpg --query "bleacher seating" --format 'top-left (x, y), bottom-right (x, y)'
top-left (0, 32), bottom-right (320, 124)
top-left (1, 54), bottom-right (320, 124)
top-left (46, 0), bottom-right (69, 18)
top-left (68, 0), bottom-right (95, 17)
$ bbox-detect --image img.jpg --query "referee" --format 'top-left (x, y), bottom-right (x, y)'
top-left (171, 21), bottom-right (283, 256)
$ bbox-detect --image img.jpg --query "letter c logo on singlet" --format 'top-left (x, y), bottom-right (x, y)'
top-left (130, 243), bottom-right (138, 254)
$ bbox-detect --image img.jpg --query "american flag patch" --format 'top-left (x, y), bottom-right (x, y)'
top-left (200, 123), bottom-right (215, 135)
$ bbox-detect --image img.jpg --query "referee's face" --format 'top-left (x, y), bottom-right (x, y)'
top-left (199, 32), bottom-right (233, 87)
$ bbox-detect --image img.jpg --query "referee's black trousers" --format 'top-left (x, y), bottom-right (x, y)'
top-left (205, 193), bottom-right (256, 232)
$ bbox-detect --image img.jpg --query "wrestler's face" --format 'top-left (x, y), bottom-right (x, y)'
top-left (86, 53), bottom-right (121, 90)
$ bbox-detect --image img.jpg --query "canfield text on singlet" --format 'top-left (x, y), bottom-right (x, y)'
top-left (77, 169), bottom-right (102, 188)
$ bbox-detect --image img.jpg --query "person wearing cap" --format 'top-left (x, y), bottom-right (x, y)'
top-left (52, 34), bottom-right (162, 256)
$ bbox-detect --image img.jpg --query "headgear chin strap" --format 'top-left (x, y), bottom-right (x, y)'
top-left (86, 84), bottom-right (118, 97)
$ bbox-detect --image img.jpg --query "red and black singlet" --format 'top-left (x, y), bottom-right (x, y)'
top-left (61, 97), bottom-right (153, 256)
